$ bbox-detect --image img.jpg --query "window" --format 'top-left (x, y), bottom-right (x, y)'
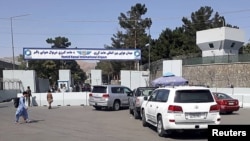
top-left (92, 86), bottom-right (107, 93)
top-left (215, 93), bottom-right (233, 99)
top-left (209, 43), bottom-right (214, 48)
top-left (135, 88), bottom-right (155, 96)
top-left (111, 87), bottom-right (119, 93)
top-left (149, 90), bottom-right (157, 101)
top-left (174, 90), bottom-right (214, 103)
top-left (155, 89), bottom-right (169, 102)
top-left (124, 87), bottom-right (132, 94)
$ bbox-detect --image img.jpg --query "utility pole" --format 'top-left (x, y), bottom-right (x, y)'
top-left (134, 19), bottom-right (139, 70)
top-left (10, 14), bottom-right (30, 70)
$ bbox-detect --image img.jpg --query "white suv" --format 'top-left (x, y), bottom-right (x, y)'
top-left (89, 85), bottom-right (132, 111)
top-left (141, 86), bottom-right (221, 137)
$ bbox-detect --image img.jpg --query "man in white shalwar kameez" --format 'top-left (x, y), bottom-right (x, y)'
top-left (15, 91), bottom-right (31, 124)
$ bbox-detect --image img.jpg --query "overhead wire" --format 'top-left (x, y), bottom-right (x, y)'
top-left (0, 8), bottom-right (250, 49)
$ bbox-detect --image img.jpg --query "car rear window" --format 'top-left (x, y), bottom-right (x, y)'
top-left (214, 93), bottom-right (233, 99)
top-left (92, 86), bottom-right (107, 93)
top-left (136, 88), bottom-right (156, 96)
top-left (174, 90), bottom-right (214, 103)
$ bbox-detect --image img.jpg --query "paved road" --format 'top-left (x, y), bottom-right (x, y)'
top-left (1, 102), bottom-right (250, 141)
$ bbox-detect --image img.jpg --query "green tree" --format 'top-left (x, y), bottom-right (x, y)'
top-left (46, 36), bottom-right (71, 48)
top-left (151, 6), bottom-right (238, 61)
top-left (96, 3), bottom-right (152, 81)
top-left (17, 54), bottom-right (27, 70)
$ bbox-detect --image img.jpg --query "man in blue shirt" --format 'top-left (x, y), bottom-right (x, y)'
top-left (15, 91), bottom-right (31, 124)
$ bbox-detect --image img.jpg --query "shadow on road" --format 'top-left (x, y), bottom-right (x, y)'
top-left (29, 119), bottom-right (45, 123)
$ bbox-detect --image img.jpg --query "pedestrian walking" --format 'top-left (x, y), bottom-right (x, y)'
top-left (47, 90), bottom-right (53, 109)
top-left (15, 91), bottom-right (31, 124)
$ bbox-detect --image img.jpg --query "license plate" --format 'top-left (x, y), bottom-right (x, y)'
top-left (185, 112), bottom-right (206, 119)
top-left (228, 102), bottom-right (234, 105)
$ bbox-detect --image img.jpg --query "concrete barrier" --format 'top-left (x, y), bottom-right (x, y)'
top-left (10, 87), bottom-right (250, 108)
top-left (17, 92), bottom-right (90, 107)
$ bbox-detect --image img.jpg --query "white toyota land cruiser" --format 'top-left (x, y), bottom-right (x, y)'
top-left (140, 86), bottom-right (221, 137)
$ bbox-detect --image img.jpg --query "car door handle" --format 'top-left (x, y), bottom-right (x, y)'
top-left (150, 105), bottom-right (152, 107)
top-left (156, 106), bottom-right (158, 108)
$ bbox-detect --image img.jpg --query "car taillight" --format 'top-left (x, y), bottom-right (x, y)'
top-left (168, 105), bottom-right (183, 113)
top-left (223, 100), bottom-right (228, 105)
top-left (89, 93), bottom-right (93, 97)
top-left (102, 94), bottom-right (109, 98)
top-left (210, 104), bottom-right (220, 112)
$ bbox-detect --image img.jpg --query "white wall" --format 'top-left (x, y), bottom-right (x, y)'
top-left (120, 70), bottom-right (149, 90)
top-left (196, 27), bottom-right (245, 44)
top-left (59, 69), bottom-right (71, 86)
top-left (3, 70), bottom-right (36, 92)
top-left (91, 69), bottom-right (102, 85)
top-left (163, 60), bottom-right (182, 76)
top-left (17, 91), bottom-right (90, 107)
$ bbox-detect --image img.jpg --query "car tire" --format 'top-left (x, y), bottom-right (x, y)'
top-left (113, 101), bottom-right (120, 111)
top-left (157, 115), bottom-right (166, 137)
top-left (142, 110), bottom-right (148, 127)
top-left (133, 108), bottom-right (139, 119)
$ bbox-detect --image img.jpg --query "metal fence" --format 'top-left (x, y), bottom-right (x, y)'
top-left (183, 54), bottom-right (250, 66)
top-left (141, 54), bottom-right (250, 71)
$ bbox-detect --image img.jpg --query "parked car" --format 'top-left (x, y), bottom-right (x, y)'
top-left (88, 85), bottom-right (132, 111)
top-left (212, 92), bottom-right (240, 114)
top-left (82, 83), bottom-right (91, 92)
top-left (129, 87), bottom-right (157, 119)
top-left (141, 86), bottom-right (221, 137)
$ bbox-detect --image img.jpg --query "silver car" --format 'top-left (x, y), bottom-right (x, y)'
top-left (129, 87), bottom-right (156, 119)
top-left (89, 85), bottom-right (132, 111)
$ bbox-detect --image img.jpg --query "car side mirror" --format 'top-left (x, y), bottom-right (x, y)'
top-left (144, 96), bottom-right (148, 100)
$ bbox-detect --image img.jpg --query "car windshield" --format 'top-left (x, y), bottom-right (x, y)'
top-left (214, 93), bottom-right (233, 99)
top-left (136, 88), bottom-right (156, 96)
top-left (174, 89), bottom-right (214, 103)
top-left (92, 86), bottom-right (107, 93)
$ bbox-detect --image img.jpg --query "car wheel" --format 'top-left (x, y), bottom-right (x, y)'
top-left (141, 110), bottom-right (148, 127)
top-left (133, 108), bottom-right (139, 119)
top-left (157, 115), bottom-right (166, 137)
top-left (113, 101), bottom-right (120, 111)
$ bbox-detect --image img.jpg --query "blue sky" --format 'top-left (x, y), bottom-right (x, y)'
top-left (1, 0), bottom-right (250, 58)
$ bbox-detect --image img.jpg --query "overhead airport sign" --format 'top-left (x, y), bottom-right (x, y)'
top-left (23, 48), bottom-right (141, 60)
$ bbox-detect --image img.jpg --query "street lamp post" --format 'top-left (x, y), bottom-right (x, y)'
top-left (10, 14), bottom-right (29, 70)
